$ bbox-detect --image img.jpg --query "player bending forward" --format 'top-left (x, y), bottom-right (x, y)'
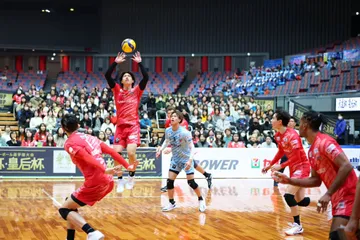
top-left (59, 114), bottom-right (138, 240)
top-left (262, 110), bottom-right (311, 236)
top-left (105, 51), bottom-right (148, 192)
top-left (156, 110), bottom-right (206, 212)
top-left (274, 110), bottom-right (357, 240)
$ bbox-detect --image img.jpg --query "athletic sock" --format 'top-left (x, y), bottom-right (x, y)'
top-left (293, 215), bottom-right (300, 225)
top-left (169, 199), bottom-right (175, 205)
top-left (67, 229), bottom-right (75, 240)
top-left (129, 171), bottom-right (135, 177)
top-left (81, 223), bottom-right (95, 234)
top-left (203, 172), bottom-right (211, 178)
top-left (198, 196), bottom-right (203, 201)
top-left (118, 176), bottom-right (123, 180)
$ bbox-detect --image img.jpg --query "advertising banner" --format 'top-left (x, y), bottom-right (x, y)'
top-left (343, 49), bottom-right (360, 61)
top-left (264, 59), bottom-right (283, 69)
top-left (0, 147), bottom-right (162, 177)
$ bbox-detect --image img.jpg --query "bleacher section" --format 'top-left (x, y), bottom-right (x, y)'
top-left (57, 71), bottom-right (185, 94)
top-left (0, 70), bottom-right (47, 91)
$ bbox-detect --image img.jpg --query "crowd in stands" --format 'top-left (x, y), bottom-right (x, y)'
top-left (0, 81), bottom-right (304, 150)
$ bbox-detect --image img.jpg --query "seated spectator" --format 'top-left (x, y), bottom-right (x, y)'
top-left (44, 110), bottom-right (56, 131)
top-left (86, 127), bottom-right (94, 136)
top-left (196, 134), bottom-right (210, 148)
top-left (98, 131), bottom-right (110, 146)
top-left (21, 130), bottom-right (37, 147)
top-left (212, 131), bottom-right (225, 148)
top-left (228, 133), bottom-right (246, 148)
top-left (206, 130), bottom-right (216, 147)
top-left (216, 113), bottom-right (231, 133)
top-left (0, 128), bottom-right (7, 146)
top-left (101, 117), bottom-right (115, 133)
top-left (149, 134), bottom-right (161, 147)
top-left (192, 130), bottom-right (200, 145)
top-left (98, 103), bottom-right (109, 119)
top-left (104, 128), bottom-right (114, 144)
top-left (2, 125), bottom-right (11, 142)
top-left (247, 134), bottom-right (260, 148)
top-left (156, 96), bottom-right (166, 119)
top-left (44, 134), bottom-right (56, 147)
top-left (19, 104), bottom-right (33, 128)
top-left (223, 128), bottom-right (233, 147)
top-left (81, 113), bottom-right (92, 129)
top-left (92, 111), bottom-right (104, 131)
top-left (6, 131), bottom-right (21, 146)
top-left (30, 110), bottom-right (43, 129)
top-left (193, 117), bottom-right (205, 131)
top-left (34, 123), bottom-right (48, 146)
top-left (140, 113), bottom-right (152, 134)
top-left (260, 136), bottom-right (277, 148)
top-left (18, 126), bottom-right (26, 142)
top-left (54, 127), bottom-right (67, 147)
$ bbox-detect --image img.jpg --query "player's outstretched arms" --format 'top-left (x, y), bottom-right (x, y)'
top-left (105, 52), bottom-right (126, 89)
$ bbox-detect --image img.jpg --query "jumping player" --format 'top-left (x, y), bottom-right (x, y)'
top-left (59, 114), bottom-right (138, 240)
top-left (273, 110), bottom-right (357, 240)
top-left (159, 106), bottom-right (212, 192)
top-left (156, 110), bottom-right (206, 212)
top-left (262, 110), bottom-right (311, 236)
top-left (105, 51), bottom-right (148, 192)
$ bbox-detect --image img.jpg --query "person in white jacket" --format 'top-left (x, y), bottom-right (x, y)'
top-left (30, 110), bottom-right (43, 129)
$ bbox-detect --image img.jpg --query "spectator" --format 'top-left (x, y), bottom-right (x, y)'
top-left (6, 131), bottom-right (21, 146)
top-left (149, 134), bottom-right (161, 147)
top-left (212, 131), bottom-right (225, 148)
top-left (196, 134), bottom-right (210, 148)
top-left (0, 128), bottom-right (7, 146)
top-left (104, 128), bottom-right (114, 144)
top-left (18, 126), bottom-right (26, 142)
top-left (334, 113), bottom-right (346, 145)
top-left (206, 129), bottom-right (216, 147)
top-left (215, 113), bottom-right (231, 133)
top-left (54, 127), bottom-right (67, 147)
top-left (30, 110), bottom-right (43, 129)
top-left (55, 111), bottom-right (65, 129)
top-left (146, 93), bottom-right (157, 119)
top-left (86, 127), bottom-right (94, 136)
top-left (92, 111), bottom-right (103, 131)
top-left (72, 105), bottom-right (83, 122)
top-left (2, 125), bottom-right (11, 142)
top-left (227, 133), bottom-right (246, 148)
top-left (19, 104), bottom-right (33, 128)
top-left (193, 117), bottom-right (205, 131)
top-left (223, 128), bottom-right (233, 147)
top-left (247, 134), bottom-right (260, 148)
top-left (80, 113), bottom-right (92, 129)
top-left (44, 110), bottom-right (56, 131)
top-left (140, 113), bottom-right (153, 134)
top-left (44, 134), bottom-right (56, 147)
top-left (101, 117), bottom-right (115, 133)
top-left (34, 123), bottom-right (48, 146)
top-left (98, 131), bottom-right (110, 146)
top-left (21, 130), bottom-right (37, 147)
top-left (192, 130), bottom-right (200, 145)
top-left (260, 136), bottom-right (277, 148)
top-left (98, 103), bottom-right (108, 119)
top-left (156, 96), bottom-right (167, 119)
top-left (204, 115), bottom-right (215, 130)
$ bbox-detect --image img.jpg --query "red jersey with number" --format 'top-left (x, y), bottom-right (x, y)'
top-left (308, 132), bottom-right (356, 205)
top-left (112, 84), bottom-right (143, 126)
top-left (64, 132), bottom-right (112, 187)
top-left (274, 128), bottom-right (310, 177)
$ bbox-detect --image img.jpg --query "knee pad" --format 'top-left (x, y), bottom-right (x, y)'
top-left (58, 208), bottom-right (75, 220)
top-left (284, 193), bottom-right (298, 207)
top-left (166, 179), bottom-right (174, 190)
top-left (329, 231), bottom-right (341, 240)
top-left (187, 179), bottom-right (198, 190)
top-left (297, 197), bottom-right (310, 207)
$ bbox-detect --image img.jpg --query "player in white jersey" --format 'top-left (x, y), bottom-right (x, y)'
top-left (156, 110), bottom-right (206, 212)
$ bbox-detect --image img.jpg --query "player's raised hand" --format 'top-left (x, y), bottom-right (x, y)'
top-left (272, 171), bottom-right (290, 184)
top-left (262, 166), bottom-right (271, 174)
top-left (132, 51), bottom-right (142, 63)
top-left (127, 160), bottom-right (139, 172)
top-left (115, 52), bottom-right (126, 64)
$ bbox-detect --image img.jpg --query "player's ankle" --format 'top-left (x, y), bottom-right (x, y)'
top-left (118, 176), bottom-right (123, 180)
top-left (81, 223), bottom-right (95, 234)
top-left (198, 196), bottom-right (203, 201)
top-left (129, 171), bottom-right (135, 177)
top-left (169, 199), bottom-right (175, 205)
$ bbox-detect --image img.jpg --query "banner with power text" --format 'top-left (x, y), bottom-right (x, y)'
top-left (161, 148), bottom-right (360, 179)
top-left (0, 147), bottom-right (162, 178)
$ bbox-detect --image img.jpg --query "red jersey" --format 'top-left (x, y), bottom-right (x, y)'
top-left (308, 132), bottom-right (357, 204)
top-left (165, 118), bottom-right (189, 130)
top-left (64, 132), bottom-right (112, 187)
top-left (113, 84), bottom-right (143, 126)
top-left (274, 128), bottom-right (310, 176)
top-left (13, 94), bottom-right (24, 104)
top-left (228, 141), bottom-right (246, 148)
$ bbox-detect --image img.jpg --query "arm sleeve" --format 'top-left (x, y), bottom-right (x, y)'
top-left (104, 62), bottom-right (117, 89)
top-left (269, 146), bottom-right (285, 166)
top-left (138, 63), bottom-right (149, 90)
top-left (100, 142), bottom-right (129, 168)
top-left (74, 148), bottom-right (106, 171)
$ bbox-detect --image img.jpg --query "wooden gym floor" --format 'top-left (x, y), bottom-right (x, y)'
top-left (0, 179), bottom-right (330, 240)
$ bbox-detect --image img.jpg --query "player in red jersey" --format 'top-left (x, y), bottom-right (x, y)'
top-left (273, 110), bottom-right (357, 240)
top-left (105, 51), bottom-right (148, 192)
top-left (159, 107), bottom-right (213, 193)
top-left (262, 109), bottom-right (311, 236)
top-left (59, 114), bottom-right (138, 240)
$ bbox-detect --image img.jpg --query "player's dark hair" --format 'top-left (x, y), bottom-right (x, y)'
top-left (119, 71), bottom-right (135, 88)
top-left (274, 109), bottom-right (291, 126)
top-left (167, 106), bottom-right (175, 112)
top-left (61, 114), bottom-right (79, 133)
top-left (290, 116), bottom-right (297, 125)
top-left (171, 110), bottom-right (184, 123)
top-left (302, 110), bottom-right (327, 131)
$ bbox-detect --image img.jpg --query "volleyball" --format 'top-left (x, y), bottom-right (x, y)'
top-left (121, 38), bottom-right (136, 53)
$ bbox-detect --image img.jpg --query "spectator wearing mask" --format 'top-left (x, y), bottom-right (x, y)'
top-left (196, 134), bottom-right (210, 148)
top-left (260, 136), bottom-right (277, 148)
top-left (227, 133), bottom-right (246, 148)
top-left (140, 113), bottom-right (153, 135)
top-left (6, 131), bottom-right (21, 146)
top-left (248, 118), bottom-right (263, 135)
top-left (30, 91), bottom-right (43, 109)
top-left (19, 105), bottom-right (33, 128)
top-left (334, 113), bottom-right (346, 145)
top-left (12, 89), bottom-right (25, 112)
top-left (156, 96), bottom-right (167, 119)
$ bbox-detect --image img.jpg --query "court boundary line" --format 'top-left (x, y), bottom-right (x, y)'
top-left (42, 189), bottom-right (62, 208)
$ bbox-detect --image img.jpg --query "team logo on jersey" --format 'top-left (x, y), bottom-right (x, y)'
top-left (283, 137), bottom-right (288, 142)
top-left (290, 140), bottom-right (298, 146)
top-left (336, 201), bottom-right (345, 209)
top-left (326, 144), bottom-right (336, 154)
top-left (314, 148), bottom-right (319, 154)
top-left (115, 138), bottom-right (120, 143)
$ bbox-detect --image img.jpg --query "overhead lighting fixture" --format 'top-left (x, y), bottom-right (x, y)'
top-left (32, 49), bottom-right (35, 52)
top-left (53, 53), bottom-right (56, 56)
top-left (356, 12), bottom-right (359, 15)
top-left (70, 8), bottom-right (75, 12)
top-left (247, 52), bottom-right (251, 56)
top-left (41, 9), bottom-right (45, 12)
top-left (51, 57), bottom-right (54, 61)
top-left (45, 9), bottom-right (50, 13)
top-left (191, 53), bottom-right (195, 57)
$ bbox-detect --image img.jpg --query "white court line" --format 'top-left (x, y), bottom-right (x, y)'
top-left (42, 189), bottom-right (62, 208)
